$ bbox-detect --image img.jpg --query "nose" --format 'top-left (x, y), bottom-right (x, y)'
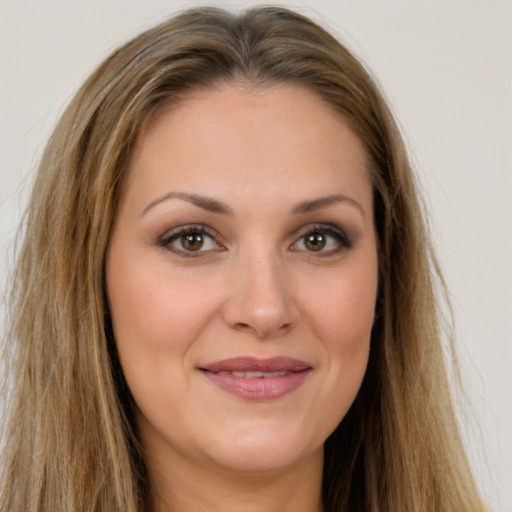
top-left (222, 250), bottom-right (299, 339)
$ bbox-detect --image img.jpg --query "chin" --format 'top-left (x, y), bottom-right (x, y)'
top-left (196, 419), bottom-right (325, 474)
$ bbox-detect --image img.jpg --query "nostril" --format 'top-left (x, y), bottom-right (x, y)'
top-left (230, 320), bottom-right (291, 338)
top-left (233, 322), bottom-right (251, 331)
top-left (221, 276), bottom-right (299, 338)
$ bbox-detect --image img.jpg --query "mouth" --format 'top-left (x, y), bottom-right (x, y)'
top-left (214, 370), bottom-right (291, 378)
top-left (199, 357), bottom-right (312, 400)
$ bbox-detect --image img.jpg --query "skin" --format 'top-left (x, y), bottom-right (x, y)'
top-left (106, 83), bottom-right (378, 512)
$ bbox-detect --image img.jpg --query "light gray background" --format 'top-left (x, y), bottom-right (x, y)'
top-left (1, 1), bottom-right (511, 510)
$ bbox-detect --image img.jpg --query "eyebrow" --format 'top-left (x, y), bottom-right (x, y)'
top-left (292, 194), bottom-right (366, 220)
top-left (142, 191), bottom-right (233, 216)
top-left (142, 191), bottom-right (365, 220)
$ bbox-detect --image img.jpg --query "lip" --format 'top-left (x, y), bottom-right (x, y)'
top-left (199, 357), bottom-right (312, 400)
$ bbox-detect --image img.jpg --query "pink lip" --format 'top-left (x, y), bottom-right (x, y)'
top-left (199, 357), bottom-right (312, 400)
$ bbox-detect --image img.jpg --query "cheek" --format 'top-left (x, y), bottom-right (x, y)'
top-left (106, 259), bottom-right (230, 445)
top-left (306, 260), bottom-right (377, 405)
top-left (105, 254), bottom-right (225, 405)
top-left (107, 258), bottom-right (219, 350)
top-left (310, 259), bottom-right (377, 346)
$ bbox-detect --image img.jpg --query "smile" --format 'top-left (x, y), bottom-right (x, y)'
top-left (216, 370), bottom-right (289, 378)
top-left (200, 357), bottom-right (312, 400)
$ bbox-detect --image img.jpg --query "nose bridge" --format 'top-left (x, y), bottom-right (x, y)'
top-left (223, 242), bottom-right (298, 338)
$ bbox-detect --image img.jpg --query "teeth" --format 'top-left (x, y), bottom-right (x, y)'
top-left (233, 371), bottom-right (261, 378)
top-left (218, 370), bottom-right (288, 378)
top-left (262, 371), bottom-right (288, 378)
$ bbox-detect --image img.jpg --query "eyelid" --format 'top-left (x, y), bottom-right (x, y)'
top-left (290, 223), bottom-right (353, 253)
top-left (159, 223), bottom-right (217, 241)
top-left (158, 223), bottom-right (224, 256)
top-left (157, 221), bottom-right (353, 258)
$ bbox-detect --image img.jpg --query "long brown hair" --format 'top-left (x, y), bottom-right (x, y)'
top-left (1, 6), bottom-right (487, 511)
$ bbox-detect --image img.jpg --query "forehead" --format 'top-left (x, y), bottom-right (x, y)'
top-left (138, 82), bottom-right (365, 154)
top-left (124, 82), bottom-right (372, 215)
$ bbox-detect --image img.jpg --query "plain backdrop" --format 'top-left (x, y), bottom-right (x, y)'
top-left (1, 1), bottom-right (511, 510)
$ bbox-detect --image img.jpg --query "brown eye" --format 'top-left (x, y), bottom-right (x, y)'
top-left (159, 225), bottom-right (221, 256)
top-left (290, 225), bottom-right (352, 255)
top-left (180, 233), bottom-right (204, 251)
top-left (304, 232), bottom-right (326, 251)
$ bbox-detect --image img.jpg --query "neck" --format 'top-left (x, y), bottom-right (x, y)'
top-left (146, 447), bottom-right (324, 512)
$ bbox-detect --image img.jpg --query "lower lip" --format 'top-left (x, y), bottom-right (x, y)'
top-left (202, 370), bottom-right (312, 400)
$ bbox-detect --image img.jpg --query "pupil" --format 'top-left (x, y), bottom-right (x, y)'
top-left (182, 233), bottom-right (203, 251)
top-left (305, 233), bottom-right (325, 251)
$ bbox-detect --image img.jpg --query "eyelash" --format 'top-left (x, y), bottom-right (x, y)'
top-left (291, 223), bottom-right (353, 255)
top-left (158, 224), bottom-right (222, 258)
top-left (158, 223), bottom-right (353, 258)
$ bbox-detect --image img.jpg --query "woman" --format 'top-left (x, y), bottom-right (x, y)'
top-left (0, 6), bottom-right (488, 512)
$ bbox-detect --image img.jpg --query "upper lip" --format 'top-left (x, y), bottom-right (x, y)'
top-left (200, 356), bottom-right (311, 373)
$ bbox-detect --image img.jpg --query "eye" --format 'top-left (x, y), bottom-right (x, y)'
top-left (159, 225), bottom-right (222, 256)
top-left (291, 225), bottom-right (352, 255)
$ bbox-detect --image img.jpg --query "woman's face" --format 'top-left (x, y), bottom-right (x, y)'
top-left (106, 83), bottom-right (378, 477)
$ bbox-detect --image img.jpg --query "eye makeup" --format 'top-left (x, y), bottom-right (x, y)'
top-left (157, 223), bottom-right (224, 258)
top-left (156, 220), bottom-right (354, 260)
top-left (290, 223), bottom-right (353, 256)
